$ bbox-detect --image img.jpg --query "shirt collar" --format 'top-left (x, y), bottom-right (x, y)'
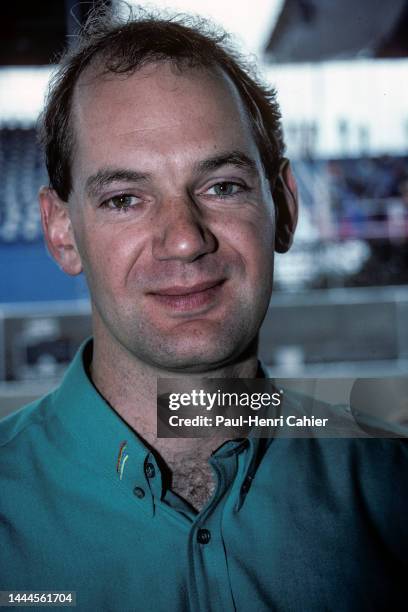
top-left (52, 338), bottom-right (270, 515)
top-left (52, 338), bottom-right (156, 509)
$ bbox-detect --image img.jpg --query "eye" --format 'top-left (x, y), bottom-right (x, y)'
top-left (205, 182), bottom-right (245, 198)
top-left (101, 194), bottom-right (141, 211)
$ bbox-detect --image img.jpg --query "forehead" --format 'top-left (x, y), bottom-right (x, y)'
top-left (70, 61), bottom-right (258, 176)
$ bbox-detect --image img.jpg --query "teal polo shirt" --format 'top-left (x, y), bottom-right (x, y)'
top-left (1, 340), bottom-right (407, 611)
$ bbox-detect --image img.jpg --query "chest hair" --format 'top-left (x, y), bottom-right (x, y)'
top-left (144, 437), bottom-right (229, 512)
top-left (170, 454), bottom-right (216, 512)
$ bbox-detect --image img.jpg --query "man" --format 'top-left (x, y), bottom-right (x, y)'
top-left (0, 6), bottom-right (407, 611)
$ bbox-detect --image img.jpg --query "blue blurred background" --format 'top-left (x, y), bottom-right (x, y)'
top-left (1, 0), bottom-right (408, 415)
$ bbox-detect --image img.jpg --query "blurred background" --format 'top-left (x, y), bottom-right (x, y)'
top-left (1, 0), bottom-right (408, 416)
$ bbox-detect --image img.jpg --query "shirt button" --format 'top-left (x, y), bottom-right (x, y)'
top-left (241, 476), bottom-right (253, 495)
top-left (145, 463), bottom-right (156, 478)
top-left (133, 486), bottom-right (145, 499)
top-left (197, 528), bottom-right (211, 545)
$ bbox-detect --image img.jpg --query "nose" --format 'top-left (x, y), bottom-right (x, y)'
top-left (152, 196), bottom-right (217, 262)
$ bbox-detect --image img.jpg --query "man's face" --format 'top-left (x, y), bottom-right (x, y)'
top-left (67, 62), bottom-right (276, 371)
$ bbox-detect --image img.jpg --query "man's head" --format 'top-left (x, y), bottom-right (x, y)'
top-left (39, 6), bottom-right (298, 373)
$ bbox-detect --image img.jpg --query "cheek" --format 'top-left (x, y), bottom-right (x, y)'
top-left (219, 213), bottom-right (274, 273)
top-left (75, 223), bottom-right (146, 293)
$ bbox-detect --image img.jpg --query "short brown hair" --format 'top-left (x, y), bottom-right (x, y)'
top-left (39, 4), bottom-right (285, 201)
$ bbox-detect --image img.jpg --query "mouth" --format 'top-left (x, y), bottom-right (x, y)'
top-left (147, 279), bottom-right (226, 312)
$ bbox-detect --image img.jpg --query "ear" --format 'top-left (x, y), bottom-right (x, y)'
top-left (39, 187), bottom-right (83, 275)
top-left (272, 158), bottom-right (299, 253)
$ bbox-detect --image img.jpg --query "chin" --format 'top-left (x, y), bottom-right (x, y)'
top-left (139, 329), bottom-right (256, 373)
top-left (113, 302), bottom-right (263, 372)
top-left (158, 354), bottom-right (233, 373)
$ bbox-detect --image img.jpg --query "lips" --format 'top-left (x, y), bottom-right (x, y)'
top-left (150, 279), bottom-right (224, 296)
top-left (147, 279), bottom-right (226, 312)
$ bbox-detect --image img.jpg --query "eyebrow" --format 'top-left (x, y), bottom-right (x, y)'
top-left (84, 150), bottom-right (259, 198)
top-left (194, 151), bottom-right (258, 175)
top-left (85, 169), bottom-right (150, 198)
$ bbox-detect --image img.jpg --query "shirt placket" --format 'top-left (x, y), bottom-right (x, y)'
top-left (186, 443), bottom-right (248, 612)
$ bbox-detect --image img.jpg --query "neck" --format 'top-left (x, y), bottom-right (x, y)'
top-left (89, 323), bottom-right (259, 453)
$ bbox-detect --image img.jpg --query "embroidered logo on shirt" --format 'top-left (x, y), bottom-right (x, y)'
top-left (116, 441), bottom-right (129, 480)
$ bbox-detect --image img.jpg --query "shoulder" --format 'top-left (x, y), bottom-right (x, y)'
top-left (0, 339), bottom-right (91, 456)
top-left (0, 391), bottom-right (55, 456)
top-left (272, 387), bottom-right (408, 482)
